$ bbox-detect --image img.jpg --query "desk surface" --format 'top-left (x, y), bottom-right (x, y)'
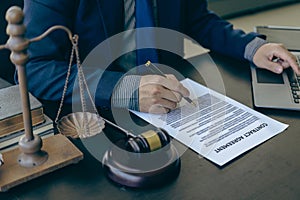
top-left (1, 53), bottom-right (299, 200)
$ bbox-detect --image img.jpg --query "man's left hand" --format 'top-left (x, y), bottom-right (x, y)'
top-left (253, 43), bottom-right (300, 75)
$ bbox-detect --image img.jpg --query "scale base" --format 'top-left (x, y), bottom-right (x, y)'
top-left (0, 134), bottom-right (83, 192)
top-left (18, 150), bottom-right (48, 168)
top-left (102, 144), bottom-right (181, 188)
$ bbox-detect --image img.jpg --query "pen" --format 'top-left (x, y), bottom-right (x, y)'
top-left (145, 61), bottom-right (196, 107)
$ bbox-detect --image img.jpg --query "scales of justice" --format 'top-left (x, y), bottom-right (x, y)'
top-left (0, 6), bottom-right (84, 192)
top-left (0, 6), bottom-right (181, 191)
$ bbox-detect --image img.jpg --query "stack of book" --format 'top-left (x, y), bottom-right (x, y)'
top-left (0, 85), bottom-right (54, 152)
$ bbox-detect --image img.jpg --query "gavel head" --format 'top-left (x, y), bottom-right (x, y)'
top-left (126, 128), bottom-right (171, 153)
top-left (102, 127), bottom-right (180, 188)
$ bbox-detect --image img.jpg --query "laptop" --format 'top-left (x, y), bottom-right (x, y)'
top-left (251, 26), bottom-right (300, 110)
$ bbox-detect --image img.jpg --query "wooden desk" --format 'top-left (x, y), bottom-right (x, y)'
top-left (1, 53), bottom-right (299, 199)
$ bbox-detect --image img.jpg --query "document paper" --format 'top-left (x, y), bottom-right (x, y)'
top-left (131, 78), bottom-right (288, 166)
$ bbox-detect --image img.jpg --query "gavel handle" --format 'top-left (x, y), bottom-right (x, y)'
top-left (102, 118), bottom-right (136, 138)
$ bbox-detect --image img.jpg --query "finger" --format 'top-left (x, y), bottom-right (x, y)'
top-left (148, 105), bottom-right (170, 114)
top-left (147, 94), bottom-right (177, 110)
top-left (265, 61), bottom-right (284, 74)
top-left (155, 98), bottom-right (177, 110)
top-left (160, 75), bottom-right (190, 97)
top-left (294, 56), bottom-right (300, 75)
top-left (141, 100), bottom-right (175, 114)
top-left (140, 74), bottom-right (190, 98)
top-left (273, 50), bottom-right (300, 74)
top-left (279, 57), bottom-right (300, 74)
top-left (156, 78), bottom-right (183, 102)
top-left (146, 84), bottom-right (181, 103)
top-left (278, 60), bottom-right (291, 69)
top-left (160, 88), bottom-right (182, 103)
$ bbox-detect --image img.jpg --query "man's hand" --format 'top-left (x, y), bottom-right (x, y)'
top-left (139, 74), bottom-right (190, 114)
top-left (253, 43), bottom-right (300, 75)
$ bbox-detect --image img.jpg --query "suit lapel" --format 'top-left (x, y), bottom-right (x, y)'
top-left (95, 0), bottom-right (182, 36)
top-left (96, 0), bottom-right (124, 37)
top-left (157, 0), bottom-right (182, 31)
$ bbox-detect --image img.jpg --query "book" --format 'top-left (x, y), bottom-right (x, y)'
top-left (0, 152), bottom-right (3, 166)
top-left (0, 78), bottom-right (11, 89)
top-left (0, 114), bottom-right (54, 152)
top-left (0, 85), bottom-right (44, 137)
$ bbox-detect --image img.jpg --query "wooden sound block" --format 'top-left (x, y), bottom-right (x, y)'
top-left (102, 143), bottom-right (181, 188)
top-left (0, 134), bottom-right (83, 192)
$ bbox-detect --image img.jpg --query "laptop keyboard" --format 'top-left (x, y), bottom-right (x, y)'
top-left (287, 55), bottom-right (300, 104)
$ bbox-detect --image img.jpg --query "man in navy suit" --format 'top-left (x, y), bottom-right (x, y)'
top-left (23, 0), bottom-right (299, 114)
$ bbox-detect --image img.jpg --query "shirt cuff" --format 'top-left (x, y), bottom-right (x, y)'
top-left (111, 75), bottom-right (141, 111)
top-left (244, 37), bottom-right (268, 62)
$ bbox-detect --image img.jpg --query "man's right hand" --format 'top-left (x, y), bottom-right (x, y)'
top-left (138, 74), bottom-right (190, 114)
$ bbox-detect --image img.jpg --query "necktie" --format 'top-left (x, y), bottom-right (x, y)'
top-left (135, 0), bottom-right (158, 66)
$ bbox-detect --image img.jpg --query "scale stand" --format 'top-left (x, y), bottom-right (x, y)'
top-left (0, 6), bottom-right (83, 192)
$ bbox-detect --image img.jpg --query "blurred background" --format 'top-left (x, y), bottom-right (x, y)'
top-left (1, 0), bottom-right (300, 84)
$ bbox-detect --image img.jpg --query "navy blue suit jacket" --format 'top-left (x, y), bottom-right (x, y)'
top-left (23, 0), bottom-right (260, 109)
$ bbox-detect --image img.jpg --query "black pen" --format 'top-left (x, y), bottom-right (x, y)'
top-left (145, 61), bottom-right (196, 107)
